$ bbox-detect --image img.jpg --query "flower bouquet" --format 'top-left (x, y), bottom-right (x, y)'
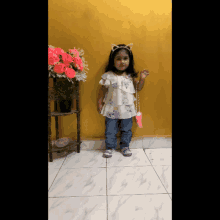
top-left (48, 45), bottom-right (89, 83)
top-left (48, 45), bottom-right (89, 112)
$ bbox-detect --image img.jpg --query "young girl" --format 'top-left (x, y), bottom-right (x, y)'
top-left (98, 43), bottom-right (149, 158)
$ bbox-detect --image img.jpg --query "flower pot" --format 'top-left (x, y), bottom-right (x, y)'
top-left (52, 78), bottom-right (75, 113)
top-left (58, 99), bottom-right (73, 113)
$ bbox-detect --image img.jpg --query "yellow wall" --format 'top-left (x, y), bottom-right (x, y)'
top-left (49, 0), bottom-right (172, 140)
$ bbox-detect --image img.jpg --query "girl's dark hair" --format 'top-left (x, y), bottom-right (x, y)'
top-left (105, 44), bottom-right (139, 78)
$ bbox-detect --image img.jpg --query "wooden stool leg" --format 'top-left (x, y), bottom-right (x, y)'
top-left (48, 104), bottom-right (53, 162)
top-left (76, 80), bottom-right (80, 153)
top-left (77, 110), bottom-right (80, 153)
top-left (55, 116), bottom-right (59, 140)
top-left (48, 118), bottom-right (53, 162)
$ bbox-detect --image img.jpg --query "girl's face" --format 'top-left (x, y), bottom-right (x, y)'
top-left (114, 49), bottom-right (130, 72)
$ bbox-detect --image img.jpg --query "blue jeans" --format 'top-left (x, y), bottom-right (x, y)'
top-left (105, 117), bottom-right (133, 150)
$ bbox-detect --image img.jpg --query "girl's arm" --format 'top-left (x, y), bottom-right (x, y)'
top-left (134, 78), bottom-right (145, 92)
top-left (97, 85), bottom-right (108, 113)
top-left (134, 70), bottom-right (149, 91)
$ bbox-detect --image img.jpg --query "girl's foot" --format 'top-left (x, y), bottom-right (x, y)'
top-left (121, 147), bottom-right (132, 157)
top-left (103, 149), bottom-right (114, 158)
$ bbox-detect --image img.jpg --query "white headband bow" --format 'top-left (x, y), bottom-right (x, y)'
top-left (111, 43), bottom-right (133, 53)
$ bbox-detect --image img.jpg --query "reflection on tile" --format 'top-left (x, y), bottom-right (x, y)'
top-left (107, 167), bottom-right (167, 195)
top-left (143, 137), bottom-right (172, 149)
top-left (108, 194), bottom-right (171, 220)
top-left (62, 150), bottom-right (106, 168)
top-left (144, 149), bottom-right (172, 165)
top-left (107, 149), bottom-right (150, 167)
top-left (49, 196), bottom-right (106, 220)
top-left (49, 168), bottom-right (106, 197)
top-left (153, 166), bottom-right (172, 193)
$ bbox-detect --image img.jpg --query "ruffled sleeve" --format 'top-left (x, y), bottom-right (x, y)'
top-left (99, 72), bottom-right (111, 87)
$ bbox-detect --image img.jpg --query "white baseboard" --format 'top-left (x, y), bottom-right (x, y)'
top-left (76, 137), bottom-right (172, 150)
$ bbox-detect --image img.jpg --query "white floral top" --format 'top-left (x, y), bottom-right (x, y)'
top-left (99, 71), bottom-right (137, 119)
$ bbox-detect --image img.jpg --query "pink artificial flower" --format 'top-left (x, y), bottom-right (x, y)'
top-left (78, 65), bottom-right (84, 71)
top-left (69, 48), bottom-right (79, 57)
top-left (62, 53), bottom-right (73, 65)
top-left (48, 58), bottom-right (56, 65)
top-left (65, 68), bottom-right (76, 78)
top-left (48, 47), bottom-right (55, 54)
top-left (79, 65), bottom-right (83, 71)
top-left (54, 47), bottom-right (65, 56)
top-left (48, 52), bottom-right (60, 65)
top-left (72, 57), bottom-right (82, 65)
top-left (76, 63), bottom-right (83, 71)
top-left (54, 63), bottom-right (66, 74)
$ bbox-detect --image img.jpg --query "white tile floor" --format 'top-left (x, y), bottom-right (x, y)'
top-left (48, 137), bottom-right (172, 220)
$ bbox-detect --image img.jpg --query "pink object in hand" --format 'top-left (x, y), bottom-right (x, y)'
top-left (136, 112), bottom-right (143, 128)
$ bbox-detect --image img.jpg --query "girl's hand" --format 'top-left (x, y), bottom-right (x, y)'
top-left (140, 69), bottom-right (149, 79)
top-left (98, 104), bottom-right (103, 113)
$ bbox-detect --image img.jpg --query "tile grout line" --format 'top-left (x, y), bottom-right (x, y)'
top-left (48, 156), bottom-right (67, 192)
top-left (49, 192), bottom-right (170, 198)
top-left (48, 193), bottom-right (172, 199)
top-left (106, 157), bottom-right (108, 220)
top-left (49, 144), bottom-right (171, 198)
top-left (142, 148), bottom-right (171, 196)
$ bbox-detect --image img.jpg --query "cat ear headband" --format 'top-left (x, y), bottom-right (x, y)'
top-left (111, 43), bottom-right (133, 53)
